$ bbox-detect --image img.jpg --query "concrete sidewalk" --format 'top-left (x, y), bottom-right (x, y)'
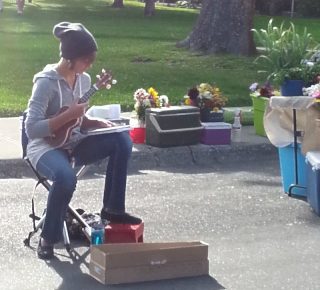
top-left (0, 114), bottom-right (275, 178)
top-left (0, 116), bottom-right (22, 160)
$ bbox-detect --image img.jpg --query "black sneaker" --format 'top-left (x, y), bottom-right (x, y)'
top-left (37, 239), bottom-right (54, 260)
top-left (100, 209), bottom-right (142, 225)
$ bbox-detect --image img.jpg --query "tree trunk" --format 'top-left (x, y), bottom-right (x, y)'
top-left (178, 0), bottom-right (256, 56)
top-left (144, 0), bottom-right (156, 16)
top-left (112, 0), bottom-right (124, 8)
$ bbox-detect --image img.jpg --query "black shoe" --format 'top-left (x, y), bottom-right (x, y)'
top-left (100, 209), bottom-right (142, 225)
top-left (37, 239), bottom-right (54, 260)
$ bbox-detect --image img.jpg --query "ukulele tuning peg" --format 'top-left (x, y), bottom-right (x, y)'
top-left (112, 79), bottom-right (117, 85)
top-left (106, 84), bottom-right (112, 90)
top-left (102, 69), bottom-right (106, 74)
top-left (96, 74), bottom-right (101, 79)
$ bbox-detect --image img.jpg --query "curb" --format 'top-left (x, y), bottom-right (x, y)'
top-left (1, 143), bottom-right (278, 179)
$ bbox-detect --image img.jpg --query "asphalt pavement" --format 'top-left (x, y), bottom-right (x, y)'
top-left (2, 113), bottom-right (320, 289)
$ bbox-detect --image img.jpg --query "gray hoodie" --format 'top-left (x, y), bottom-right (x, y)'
top-left (25, 64), bottom-right (91, 167)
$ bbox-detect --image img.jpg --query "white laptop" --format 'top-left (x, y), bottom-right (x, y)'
top-left (82, 125), bottom-right (131, 136)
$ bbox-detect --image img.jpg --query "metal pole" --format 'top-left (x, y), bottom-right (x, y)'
top-left (291, 0), bottom-right (295, 18)
top-left (293, 109), bottom-right (298, 184)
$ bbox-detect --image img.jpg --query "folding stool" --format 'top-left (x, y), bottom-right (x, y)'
top-left (21, 111), bottom-right (91, 252)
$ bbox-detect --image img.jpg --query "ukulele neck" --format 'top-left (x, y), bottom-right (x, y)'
top-left (78, 84), bottom-right (99, 104)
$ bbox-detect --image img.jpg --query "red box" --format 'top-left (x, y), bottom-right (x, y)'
top-left (200, 122), bottom-right (231, 145)
top-left (105, 222), bottom-right (144, 243)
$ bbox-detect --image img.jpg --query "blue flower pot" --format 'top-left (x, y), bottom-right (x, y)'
top-left (200, 108), bottom-right (224, 122)
top-left (280, 80), bottom-right (305, 96)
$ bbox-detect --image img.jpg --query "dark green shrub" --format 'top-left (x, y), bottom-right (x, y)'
top-left (296, 0), bottom-right (320, 17)
top-left (255, 0), bottom-right (290, 15)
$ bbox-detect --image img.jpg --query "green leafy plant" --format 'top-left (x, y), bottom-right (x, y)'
top-left (273, 66), bottom-right (309, 85)
top-left (252, 19), bottom-right (319, 85)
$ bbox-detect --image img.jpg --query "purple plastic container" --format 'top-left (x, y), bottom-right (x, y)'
top-left (201, 122), bottom-right (231, 145)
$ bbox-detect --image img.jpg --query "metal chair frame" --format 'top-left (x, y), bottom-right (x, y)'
top-left (21, 112), bottom-right (91, 251)
top-left (23, 157), bottom-right (91, 252)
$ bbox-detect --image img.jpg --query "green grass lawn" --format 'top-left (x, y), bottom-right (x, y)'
top-left (0, 0), bottom-right (319, 117)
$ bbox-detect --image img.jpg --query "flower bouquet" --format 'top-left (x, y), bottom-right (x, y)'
top-left (131, 87), bottom-right (169, 143)
top-left (133, 87), bottom-right (169, 126)
top-left (303, 82), bottom-right (320, 114)
top-left (249, 81), bottom-right (279, 98)
top-left (184, 83), bottom-right (227, 122)
top-left (303, 83), bottom-right (320, 100)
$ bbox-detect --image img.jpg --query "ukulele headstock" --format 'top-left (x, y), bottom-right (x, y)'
top-left (95, 69), bottom-right (117, 90)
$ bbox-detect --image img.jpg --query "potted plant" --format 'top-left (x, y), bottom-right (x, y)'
top-left (252, 19), bottom-right (319, 96)
top-left (249, 81), bottom-right (279, 136)
top-left (184, 82), bottom-right (228, 122)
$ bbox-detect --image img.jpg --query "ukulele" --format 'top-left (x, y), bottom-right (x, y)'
top-left (45, 69), bottom-right (116, 148)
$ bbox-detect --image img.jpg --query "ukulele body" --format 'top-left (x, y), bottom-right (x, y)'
top-left (44, 69), bottom-right (113, 148)
top-left (45, 106), bottom-right (81, 148)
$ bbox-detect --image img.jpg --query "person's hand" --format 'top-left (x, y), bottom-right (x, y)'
top-left (96, 119), bottom-right (116, 128)
top-left (67, 99), bottom-right (88, 119)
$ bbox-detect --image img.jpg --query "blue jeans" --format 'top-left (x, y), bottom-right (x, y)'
top-left (36, 132), bottom-right (132, 244)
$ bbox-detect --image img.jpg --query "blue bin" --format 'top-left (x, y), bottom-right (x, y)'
top-left (278, 143), bottom-right (307, 196)
top-left (306, 152), bottom-right (320, 215)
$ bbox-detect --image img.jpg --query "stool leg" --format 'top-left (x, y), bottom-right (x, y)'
top-left (63, 221), bottom-right (71, 252)
top-left (24, 214), bottom-right (46, 247)
top-left (67, 205), bottom-right (91, 242)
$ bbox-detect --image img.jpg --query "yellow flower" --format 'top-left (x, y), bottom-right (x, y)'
top-left (185, 98), bottom-right (191, 105)
top-left (148, 87), bottom-right (158, 98)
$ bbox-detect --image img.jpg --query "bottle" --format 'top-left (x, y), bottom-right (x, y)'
top-left (232, 108), bottom-right (242, 129)
top-left (91, 222), bottom-right (105, 245)
top-left (232, 108), bottom-right (242, 142)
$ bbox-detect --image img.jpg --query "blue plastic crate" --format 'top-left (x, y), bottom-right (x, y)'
top-left (278, 144), bottom-right (307, 197)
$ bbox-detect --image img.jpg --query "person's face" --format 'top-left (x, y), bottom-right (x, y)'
top-left (72, 52), bottom-right (96, 73)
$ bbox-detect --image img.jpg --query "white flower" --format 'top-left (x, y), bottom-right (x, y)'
top-left (202, 91), bottom-right (213, 99)
top-left (159, 95), bottom-right (169, 106)
top-left (249, 82), bottom-right (259, 92)
top-left (134, 88), bottom-right (148, 101)
top-left (303, 84), bottom-right (320, 97)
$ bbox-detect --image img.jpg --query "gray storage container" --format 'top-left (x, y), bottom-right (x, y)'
top-left (145, 106), bottom-right (203, 147)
